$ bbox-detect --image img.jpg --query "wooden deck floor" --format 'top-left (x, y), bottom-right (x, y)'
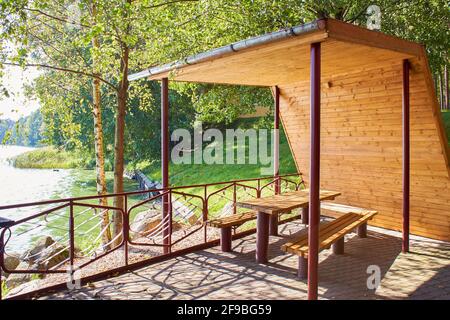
top-left (36, 221), bottom-right (450, 300)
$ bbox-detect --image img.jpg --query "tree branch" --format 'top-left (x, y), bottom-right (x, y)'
top-left (140, 0), bottom-right (199, 9)
top-left (1, 62), bottom-right (117, 91)
top-left (23, 7), bottom-right (91, 28)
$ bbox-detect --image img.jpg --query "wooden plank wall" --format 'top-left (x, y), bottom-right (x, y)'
top-left (279, 58), bottom-right (450, 241)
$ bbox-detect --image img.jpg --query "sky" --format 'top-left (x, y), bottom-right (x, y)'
top-left (0, 65), bottom-right (41, 121)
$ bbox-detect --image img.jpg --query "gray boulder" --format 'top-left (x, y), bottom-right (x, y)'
top-left (34, 243), bottom-right (69, 270)
top-left (21, 235), bottom-right (55, 261)
top-left (4, 254), bottom-right (20, 272)
top-left (21, 235), bottom-right (69, 270)
top-left (5, 261), bottom-right (33, 289)
top-left (130, 209), bottom-right (182, 240)
top-left (130, 210), bottom-right (163, 239)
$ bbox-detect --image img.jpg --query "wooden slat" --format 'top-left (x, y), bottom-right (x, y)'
top-left (236, 189), bottom-right (341, 215)
top-left (147, 33), bottom-right (411, 86)
top-left (280, 58), bottom-right (450, 242)
top-left (207, 211), bottom-right (257, 228)
top-left (281, 211), bottom-right (377, 257)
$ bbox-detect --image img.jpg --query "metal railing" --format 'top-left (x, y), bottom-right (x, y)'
top-left (0, 173), bottom-right (304, 299)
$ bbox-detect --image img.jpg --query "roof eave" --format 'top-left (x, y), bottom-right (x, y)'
top-left (128, 19), bottom-right (327, 82)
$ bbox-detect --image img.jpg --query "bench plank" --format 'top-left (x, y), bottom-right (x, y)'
top-left (281, 211), bottom-right (377, 258)
top-left (321, 202), bottom-right (377, 214)
top-left (207, 211), bottom-right (257, 228)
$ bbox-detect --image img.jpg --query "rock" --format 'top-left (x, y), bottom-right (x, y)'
top-left (34, 243), bottom-right (69, 270)
top-left (5, 261), bottom-right (33, 289)
top-left (22, 236), bottom-right (55, 261)
top-left (172, 201), bottom-right (200, 226)
top-left (4, 254), bottom-right (20, 272)
top-left (130, 210), bottom-right (183, 240)
top-left (130, 210), bottom-right (162, 239)
top-left (20, 235), bottom-right (69, 271)
top-left (6, 279), bottom-right (41, 298)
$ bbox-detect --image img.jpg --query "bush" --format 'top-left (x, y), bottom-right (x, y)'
top-left (11, 147), bottom-right (83, 169)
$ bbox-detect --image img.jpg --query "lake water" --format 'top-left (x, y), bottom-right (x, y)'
top-left (0, 145), bottom-right (74, 214)
top-left (0, 146), bottom-right (81, 252)
top-left (0, 145), bottom-right (140, 252)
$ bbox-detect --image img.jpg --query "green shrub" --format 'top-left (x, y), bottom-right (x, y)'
top-left (11, 146), bottom-right (84, 169)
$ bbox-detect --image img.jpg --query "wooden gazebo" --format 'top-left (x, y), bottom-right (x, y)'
top-left (129, 19), bottom-right (450, 300)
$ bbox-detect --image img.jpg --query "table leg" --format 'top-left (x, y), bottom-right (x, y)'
top-left (302, 206), bottom-right (309, 224)
top-left (220, 227), bottom-right (232, 252)
top-left (357, 223), bottom-right (367, 238)
top-left (256, 211), bottom-right (269, 263)
top-left (269, 215), bottom-right (278, 236)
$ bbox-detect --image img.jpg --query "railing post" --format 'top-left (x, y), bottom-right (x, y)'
top-left (204, 185), bottom-right (208, 243)
top-left (0, 230), bottom-right (4, 301)
top-left (168, 191), bottom-right (173, 254)
top-left (124, 195), bottom-right (129, 266)
top-left (402, 59), bottom-right (410, 253)
top-left (233, 183), bottom-right (237, 215)
top-left (233, 183), bottom-right (237, 235)
top-left (69, 201), bottom-right (75, 283)
top-left (308, 42), bottom-right (321, 300)
top-left (161, 77), bottom-right (170, 254)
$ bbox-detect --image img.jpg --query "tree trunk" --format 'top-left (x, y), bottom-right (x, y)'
top-left (111, 45), bottom-right (129, 247)
top-left (439, 72), bottom-right (444, 110)
top-left (445, 65), bottom-right (448, 110)
top-left (92, 1), bottom-right (111, 250)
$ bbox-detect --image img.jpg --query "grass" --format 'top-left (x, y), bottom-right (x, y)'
top-left (133, 126), bottom-right (297, 187)
top-left (1, 279), bottom-right (8, 296)
top-left (11, 146), bottom-right (84, 169)
top-left (128, 125), bottom-right (300, 225)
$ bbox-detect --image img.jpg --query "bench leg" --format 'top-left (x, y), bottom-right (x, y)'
top-left (298, 256), bottom-right (308, 279)
top-left (357, 223), bottom-right (367, 238)
top-left (220, 227), bottom-right (232, 252)
top-left (301, 206), bottom-right (309, 224)
top-left (269, 215), bottom-right (278, 236)
top-left (332, 237), bottom-right (345, 255)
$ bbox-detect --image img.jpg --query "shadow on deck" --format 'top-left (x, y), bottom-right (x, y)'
top-left (36, 221), bottom-right (450, 300)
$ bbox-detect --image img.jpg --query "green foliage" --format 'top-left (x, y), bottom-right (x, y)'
top-left (442, 111), bottom-right (450, 147)
top-left (1, 0), bottom-right (448, 175)
top-left (11, 146), bottom-right (84, 169)
top-left (132, 119), bottom-right (297, 186)
top-left (1, 279), bottom-right (9, 296)
top-left (0, 110), bottom-right (43, 146)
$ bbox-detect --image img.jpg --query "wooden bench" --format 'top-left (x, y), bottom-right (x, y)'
top-left (207, 212), bottom-right (257, 252)
top-left (281, 206), bottom-right (377, 279)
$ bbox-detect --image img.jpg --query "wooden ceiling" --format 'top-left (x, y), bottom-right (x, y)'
top-left (147, 19), bottom-right (422, 87)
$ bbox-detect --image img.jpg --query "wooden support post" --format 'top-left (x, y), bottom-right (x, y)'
top-left (220, 227), bottom-right (232, 252)
top-left (256, 212), bottom-right (269, 263)
top-left (298, 256), bottom-right (308, 279)
top-left (357, 223), bottom-right (367, 238)
top-left (270, 86), bottom-right (281, 236)
top-left (332, 238), bottom-right (345, 254)
top-left (161, 77), bottom-right (170, 254)
top-left (302, 206), bottom-right (309, 224)
top-left (308, 42), bottom-right (321, 300)
top-left (402, 60), bottom-right (410, 253)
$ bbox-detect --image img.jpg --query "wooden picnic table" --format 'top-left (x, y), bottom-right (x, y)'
top-left (236, 189), bottom-right (341, 263)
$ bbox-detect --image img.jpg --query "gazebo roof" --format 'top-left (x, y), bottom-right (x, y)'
top-left (129, 18), bottom-right (423, 87)
top-left (129, 18), bottom-right (450, 243)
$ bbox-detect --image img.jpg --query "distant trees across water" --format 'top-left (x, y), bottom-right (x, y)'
top-left (0, 110), bottom-right (44, 147)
